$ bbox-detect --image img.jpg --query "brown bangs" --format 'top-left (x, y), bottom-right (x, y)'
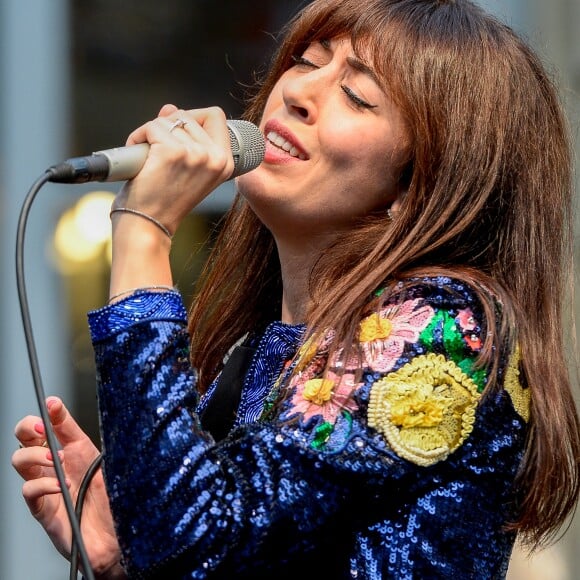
top-left (280, 0), bottom-right (405, 93)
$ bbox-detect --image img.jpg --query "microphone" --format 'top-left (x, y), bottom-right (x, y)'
top-left (47, 119), bottom-right (265, 184)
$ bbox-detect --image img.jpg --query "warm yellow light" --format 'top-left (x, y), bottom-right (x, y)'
top-left (75, 191), bottom-right (115, 244)
top-left (53, 191), bottom-right (115, 266)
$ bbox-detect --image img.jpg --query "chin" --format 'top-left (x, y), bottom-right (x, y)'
top-left (235, 167), bottom-right (270, 202)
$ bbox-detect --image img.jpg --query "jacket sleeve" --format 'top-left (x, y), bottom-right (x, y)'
top-left (88, 280), bottom-right (529, 579)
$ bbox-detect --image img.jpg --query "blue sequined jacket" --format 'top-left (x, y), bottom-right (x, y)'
top-left (88, 277), bottom-right (530, 579)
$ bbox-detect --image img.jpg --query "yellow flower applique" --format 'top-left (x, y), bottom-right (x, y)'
top-left (290, 370), bottom-right (360, 424)
top-left (359, 313), bottom-right (393, 342)
top-left (303, 377), bottom-right (335, 406)
top-left (503, 346), bottom-right (530, 422)
top-left (368, 353), bottom-right (481, 466)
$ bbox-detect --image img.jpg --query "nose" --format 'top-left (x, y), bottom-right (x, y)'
top-left (281, 68), bottom-right (327, 124)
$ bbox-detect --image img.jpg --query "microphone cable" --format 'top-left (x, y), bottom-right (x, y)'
top-left (16, 121), bottom-right (264, 577)
top-left (70, 453), bottom-right (103, 580)
top-left (16, 168), bottom-right (97, 580)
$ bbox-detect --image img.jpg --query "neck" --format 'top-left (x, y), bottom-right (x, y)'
top-left (277, 233), bottom-right (334, 325)
top-left (269, 214), bottom-right (345, 322)
top-left (278, 247), bottom-right (313, 324)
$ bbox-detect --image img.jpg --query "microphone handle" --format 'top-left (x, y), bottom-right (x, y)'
top-left (47, 120), bottom-right (264, 184)
top-left (96, 143), bottom-right (150, 182)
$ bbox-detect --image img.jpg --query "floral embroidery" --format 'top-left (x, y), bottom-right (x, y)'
top-left (367, 353), bottom-right (481, 466)
top-left (390, 388), bottom-right (447, 428)
top-left (356, 299), bottom-right (434, 373)
top-left (456, 308), bottom-right (482, 350)
top-left (503, 346), bottom-right (530, 422)
top-left (312, 421), bottom-right (334, 448)
top-left (303, 377), bottom-right (335, 405)
top-left (359, 313), bottom-right (393, 342)
top-left (457, 308), bottom-right (476, 331)
top-left (463, 333), bottom-right (482, 351)
top-left (294, 330), bottom-right (335, 375)
top-left (419, 308), bottom-right (486, 391)
top-left (289, 370), bottom-right (360, 424)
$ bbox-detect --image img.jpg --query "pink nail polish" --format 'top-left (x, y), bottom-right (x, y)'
top-left (33, 422), bottom-right (45, 435)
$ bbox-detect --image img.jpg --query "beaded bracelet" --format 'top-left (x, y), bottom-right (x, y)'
top-left (110, 207), bottom-right (172, 240)
top-left (107, 285), bottom-right (177, 305)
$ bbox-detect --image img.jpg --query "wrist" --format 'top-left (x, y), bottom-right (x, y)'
top-left (93, 561), bottom-right (127, 580)
top-left (110, 209), bottom-right (173, 254)
top-left (110, 207), bottom-right (173, 240)
top-left (109, 217), bottom-right (173, 296)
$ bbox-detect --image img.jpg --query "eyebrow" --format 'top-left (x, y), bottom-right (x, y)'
top-left (319, 38), bottom-right (380, 86)
top-left (346, 56), bottom-right (381, 85)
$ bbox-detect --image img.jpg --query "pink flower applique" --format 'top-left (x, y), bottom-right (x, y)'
top-left (357, 299), bottom-right (434, 373)
top-left (289, 370), bottom-right (360, 424)
top-left (456, 308), bottom-right (482, 351)
top-left (457, 308), bottom-right (476, 331)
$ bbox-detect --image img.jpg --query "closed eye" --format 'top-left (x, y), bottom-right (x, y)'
top-left (291, 51), bottom-right (378, 111)
top-left (341, 85), bottom-right (377, 110)
top-left (291, 55), bottom-right (318, 69)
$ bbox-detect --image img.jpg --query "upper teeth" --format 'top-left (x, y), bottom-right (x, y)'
top-left (266, 131), bottom-right (306, 160)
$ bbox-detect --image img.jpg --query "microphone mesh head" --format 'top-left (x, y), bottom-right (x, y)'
top-left (227, 120), bottom-right (265, 178)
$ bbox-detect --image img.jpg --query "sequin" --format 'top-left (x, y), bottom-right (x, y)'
top-left (87, 279), bottom-right (527, 579)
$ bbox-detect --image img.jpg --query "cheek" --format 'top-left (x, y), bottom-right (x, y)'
top-left (322, 125), bottom-right (402, 193)
top-left (258, 86), bottom-right (283, 132)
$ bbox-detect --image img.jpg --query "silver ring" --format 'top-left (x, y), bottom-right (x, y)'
top-left (169, 118), bottom-right (187, 133)
top-left (17, 440), bottom-right (48, 449)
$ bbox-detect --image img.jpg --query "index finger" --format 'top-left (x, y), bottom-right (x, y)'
top-left (43, 396), bottom-right (88, 447)
top-left (186, 106), bottom-right (231, 144)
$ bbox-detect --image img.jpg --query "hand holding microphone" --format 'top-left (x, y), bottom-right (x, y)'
top-left (48, 117), bottom-right (265, 184)
top-left (49, 106), bottom-right (265, 241)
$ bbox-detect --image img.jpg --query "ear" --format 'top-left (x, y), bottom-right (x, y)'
top-left (390, 162), bottom-right (411, 215)
top-left (389, 189), bottom-right (407, 215)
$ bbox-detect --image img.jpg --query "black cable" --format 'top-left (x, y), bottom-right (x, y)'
top-left (16, 169), bottom-right (96, 580)
top-left (70, 453), bottom-right (103, 580)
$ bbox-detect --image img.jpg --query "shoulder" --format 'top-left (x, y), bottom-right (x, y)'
top-left (363, 275), bottom-right (489, 374)
top-left (277, 275), bottom-right (527, 465)
top-left (376, 275), bottom-right (487, 315)
top-left (357, 277), bottom-right (488, 464)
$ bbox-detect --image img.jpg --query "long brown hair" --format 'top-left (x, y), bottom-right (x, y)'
top-left (188, 0), bottom-right (579, 548)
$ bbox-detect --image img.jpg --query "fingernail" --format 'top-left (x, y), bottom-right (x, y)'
top-left (33, 422), bottom-right (45, 435)
top-left (46, 398), bottom-right (57, 410)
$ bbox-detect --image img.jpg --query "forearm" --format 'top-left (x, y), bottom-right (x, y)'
top-left (108, 213), bottom-right (173, 302)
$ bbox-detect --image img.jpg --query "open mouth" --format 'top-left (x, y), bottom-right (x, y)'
top-left (266, 130), bottom-right (307, 160)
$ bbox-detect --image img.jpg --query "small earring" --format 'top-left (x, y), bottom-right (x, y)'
top-left (386, 208), bottom-right (394, 222)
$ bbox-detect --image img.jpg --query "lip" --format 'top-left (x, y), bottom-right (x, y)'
top-left (262, 119), bottom-right (309, 163)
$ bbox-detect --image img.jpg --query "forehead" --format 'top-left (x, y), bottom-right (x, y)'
top-left (306, 37), bottom-right (382, 87)
top-left (297, 34), bottom-right (390, 87)
top-left (291, 2), bottom-right (397, 62)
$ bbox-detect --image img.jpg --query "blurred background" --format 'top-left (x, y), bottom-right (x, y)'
top-left (0, 1), bottom-right (578, 578)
